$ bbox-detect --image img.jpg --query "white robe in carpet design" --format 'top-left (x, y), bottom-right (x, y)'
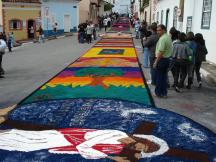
top-left (0, 128), bottom-right (169, 159)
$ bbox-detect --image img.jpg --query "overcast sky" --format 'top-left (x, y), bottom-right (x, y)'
top-left (113, 0), bottom-right (130, 14)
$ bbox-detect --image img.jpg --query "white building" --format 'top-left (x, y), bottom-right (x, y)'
top-left (155, 0), bottom-right (216, 63)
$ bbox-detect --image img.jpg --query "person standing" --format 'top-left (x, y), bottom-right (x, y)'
top-left (153, 24), bottom-right (172, 98)
top-left (186, 32), bottom-right (197, 89)
top-left (103, 17), bottom-right (108, 32)
top-left (53, 22), bottom-right (58, 38)
top-left (7, 33), bottom-right (12, 52)
top-left (29, 26), bottom-right (35, 39)
top-left (86, 23), bottom-right (93, 44)
top-left (10, 32), bottom-right (15, 48)
top-left (107, 16), bottom-right (111, 28)
top-left (0, 34), bottom-right (7, 78)
top-left (78, 23), bottom-right (85, 43)
top-left (2, 32), bottom-right (7, 43)
top-left (194, 33), bottom-right (208, 88)
top-left (134, 18), bottom-right (140, 39)
top-left (38, 26), bottom-right (45, 43)
top-left (143, 23), bottom-right (159, 85)
top-left (139, 21), bottom-right (148, 48)
top-left (172, 32), bottom-right (192, 92)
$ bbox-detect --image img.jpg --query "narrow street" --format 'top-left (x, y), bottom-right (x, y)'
top-left (0, 36), bottom-right (93, 107)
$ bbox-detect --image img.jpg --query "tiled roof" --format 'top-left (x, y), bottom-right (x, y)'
top-left (2, 0), bottom-right (40, 3)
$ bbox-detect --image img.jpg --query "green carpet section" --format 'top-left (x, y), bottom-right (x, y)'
top-left (74, 67), bottom-right (124, 77)
top-left (22, 85), bottom-right (151, 105)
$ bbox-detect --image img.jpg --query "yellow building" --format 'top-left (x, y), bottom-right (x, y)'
top-left (2, 0), bottom-right (41, 41)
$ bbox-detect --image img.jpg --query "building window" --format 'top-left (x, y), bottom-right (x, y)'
top-left (173, 6), bottom-right (178, 28)
top-left (186, 16), bottom-right (193, 33)
top-left (161, 10), bottom-right (163, 24)
top-left (9, 20), bottom-right (22, 30)
top-left (201, 0), bottom-right (212, 29)
top-left (157, 12), bottom-right (159, 23)
top-left (143, 0), bottom-right (149, 7)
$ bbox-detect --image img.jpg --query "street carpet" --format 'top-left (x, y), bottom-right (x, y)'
top-left (0, 25), bottom-right (216, 161)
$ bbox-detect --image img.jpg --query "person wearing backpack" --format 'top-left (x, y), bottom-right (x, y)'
top-left (172, 32), bottom-right (192, 92)
top-left (186, 32), bottom-right (197, 89)
top-left (194, 33), bottom-right (208, 88)
top-left (0, 33), bottom-right (7, 78)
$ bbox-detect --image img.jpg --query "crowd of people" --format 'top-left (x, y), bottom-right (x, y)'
top-left (135, 20), bottom-right (208, 97)
top-left (77, 13), bottom-right (120, 43)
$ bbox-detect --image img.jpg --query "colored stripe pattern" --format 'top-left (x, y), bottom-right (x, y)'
top-left (20, 34), bottom-right (152, 106)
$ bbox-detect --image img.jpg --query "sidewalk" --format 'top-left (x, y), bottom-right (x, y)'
top-left (134, 37), bottom-right (216, 133)
top-left (201, 61), bottom-right (216, 86)
top-left (16, 32), bottom-right (74, 45)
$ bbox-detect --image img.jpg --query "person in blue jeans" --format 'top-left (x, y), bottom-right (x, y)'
top-left (153, 24), bottom-right (172, 98)
top-left (143, 23), bottom-right (159, 84)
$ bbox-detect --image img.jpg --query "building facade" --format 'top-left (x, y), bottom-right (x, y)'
top-left (98, 0), bottom-right (113, 17)
top-left (2, 0), bottom-right (41, 41)
top-left (155, 0), bottom-right (216, 63)
top-left (78, 0), bottom-right (100, 24)
top-left (41, 0), bottom-right (79, 37)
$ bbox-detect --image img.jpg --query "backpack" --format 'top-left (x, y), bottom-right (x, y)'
top-left (0, 39), bottom-right (6, 54)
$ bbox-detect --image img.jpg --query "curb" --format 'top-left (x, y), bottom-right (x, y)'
top-left (7, 34), bottom-right (73, 52)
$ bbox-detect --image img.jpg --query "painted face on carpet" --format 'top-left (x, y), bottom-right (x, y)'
top-left (0, 128), bottom-right (169, 161)
top-left (1, 99), bottom-right (216, 162)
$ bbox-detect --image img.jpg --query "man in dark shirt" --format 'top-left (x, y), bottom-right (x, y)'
top-left (143, 23), bottom-right (159, 85)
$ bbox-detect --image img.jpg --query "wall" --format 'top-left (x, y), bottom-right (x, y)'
top-left (99, 1), bottom-right (112, 17)
top-left (183, 0), bottom-right (216, 63)
top-left (3, 3), bottom-right (40, 40)
top-left (41, 0), bottom-right (78, 36)
top-left (155, 0), bottom-right (180, 31)
top-left (78, 0), bottom-right (90, 24)
top-left (156, 0), bottom-right (216, 63)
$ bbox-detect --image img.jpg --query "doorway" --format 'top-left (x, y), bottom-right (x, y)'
top-left (64, 15), bottom-right (71, 33)
top-left (27, 20), bottom-right (35, 39)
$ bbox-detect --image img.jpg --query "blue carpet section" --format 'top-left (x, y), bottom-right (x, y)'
top-left (0, 99), bottom-right (215, 162)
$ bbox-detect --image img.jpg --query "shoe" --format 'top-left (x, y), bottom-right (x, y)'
top-left (186, 84), bottom-right (191, 89)
top-left (0, 71), bottom-right (4, 75)
top-left (175, 86), bottom-right (182, 93)
top-left (178, 83), bottom-right (184, 88)
top-left (162, 95), bottom-right (168, 98)
top-left (153, 94), bottom-right (162, 98)
top-left (198, 82), bottom-right (202, 88)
